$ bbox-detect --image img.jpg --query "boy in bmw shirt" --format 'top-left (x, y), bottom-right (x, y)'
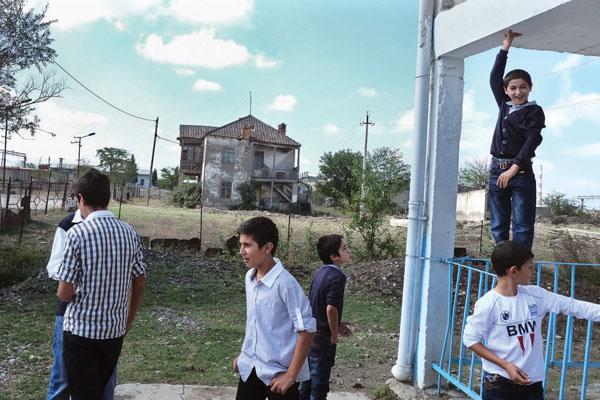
top-left (463, 241), bottom-right (600, 399)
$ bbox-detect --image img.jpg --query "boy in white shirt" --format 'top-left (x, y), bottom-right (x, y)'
top-left (233, 216), bottom-right (316, 400)
top-left (463, 241), bottom-right (600, 399)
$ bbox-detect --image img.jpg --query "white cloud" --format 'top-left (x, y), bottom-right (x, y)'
top-left (254, 54), bottom-right (281, 69)
top-left (164, 0), bottom-right (253, 25)
top-left (268, 95), bottom-right (296, 112)
top-left (38, 0), bottom-right (161, 31)
top-left (566, 142), bottom-right (600, 157)
top-left (357, 87), bottom-right (378, 98)
top-left (135, 28), bottom-right (251, 69)
top-left (323, 124), bottom-right (340, 135)
top-left (393, 108), bottom-right (414, 133)
top-left (545, 92), bottom-right (600, 135)
top-left (551, 54), bottom-right (584, 73)
top-left (300, 158), bottom-right (312, 166)
top-left (193, 79), bottom-right (222, 92)
top-left (9, 100), bottom-right (109, 165)
top-left (113, 20), bottom-right (126, 31)
top-left (37, 0), bottom-right (252, 30)
top-left (175, 68), bottom-right (195, 76)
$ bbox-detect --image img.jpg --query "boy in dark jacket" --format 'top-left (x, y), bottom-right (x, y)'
top-left (488, 30), bottom-right (545, 250)
top-left (299, 235), bottom-right (352, 400)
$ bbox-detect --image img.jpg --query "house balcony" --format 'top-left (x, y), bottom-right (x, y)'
top-left (252, 165), bottom-right (299, 181)
top-left (180, 160), bottom-right (202, 175)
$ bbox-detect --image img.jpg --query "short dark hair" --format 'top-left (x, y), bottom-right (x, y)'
top-left (74, 168), bottom-right (110, 208)
top-left (503, 69), bottom-right (532, 89)
top-left (317, 234), bottom-right (343, 265)
top-left (239, 216), bottom-right (278, 255)
top-left (491, 241), bottom-right (534, 277)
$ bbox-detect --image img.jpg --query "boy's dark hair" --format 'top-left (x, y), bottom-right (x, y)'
top-left (239, 216), bottom-right (278, 255)
top-left (74, 168), bottom-right (110, 208)
top-left (503, 69), bottom-right (532, 88)
top-left (491, 241), bottom-right (534, 277)
top-left (317, 234), bottom-right (343, 265)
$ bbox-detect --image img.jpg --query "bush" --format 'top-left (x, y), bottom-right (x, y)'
top-left (0, 246), bottom-right (47, 287)
top-left (236, 182), bottom-right (257, 210)
top-left (170, 184), bottom-right (202, 208)
top-left (543, 192), bottom-right (579, 216)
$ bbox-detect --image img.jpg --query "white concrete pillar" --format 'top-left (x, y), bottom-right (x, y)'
top-left (414, 55), bottom-right (464, 388)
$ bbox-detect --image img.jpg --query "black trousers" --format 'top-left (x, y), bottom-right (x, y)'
top-left (236, 368), bottom-right (300, 400)
top-left (63, 331), bottom-right (124, 400)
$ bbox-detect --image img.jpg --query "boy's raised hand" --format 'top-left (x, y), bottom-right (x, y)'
top-left (502, 30), bottom-right (522, 51)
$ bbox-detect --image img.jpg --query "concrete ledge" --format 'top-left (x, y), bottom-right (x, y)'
top-left (115, 384), bottom-right (369, 400)
top-left (386, 379), bottom-right (470, 400)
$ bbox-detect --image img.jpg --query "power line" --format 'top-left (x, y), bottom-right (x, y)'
top-left (157, 135), bottom-right (179, 145)
top-left (52, 60), bottom-right (156, 123)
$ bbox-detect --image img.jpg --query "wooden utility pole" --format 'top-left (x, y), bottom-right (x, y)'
top-left (360, 111), bottom-right (374, 213)
top-left (146, 117), bottom-right (159, 206)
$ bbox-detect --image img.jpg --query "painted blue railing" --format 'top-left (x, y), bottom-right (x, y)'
top-left (432, 258), bottom-right (600, 400)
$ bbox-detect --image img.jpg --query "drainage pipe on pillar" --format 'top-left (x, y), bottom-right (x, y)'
top-left (391, 0), bottom-right (435, 382)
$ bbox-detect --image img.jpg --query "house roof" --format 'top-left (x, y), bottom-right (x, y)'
top-left (179, 124), bottom-right (218, 140)
top-left (179, 115), bottom-right (300, 147)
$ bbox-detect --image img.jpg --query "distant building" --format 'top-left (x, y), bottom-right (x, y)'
top-left (178, 115), bottom-right (301, 209)
top-left (136, 169), bottom-right (151, 188)
top-left (1, 166), bottom-right (32, 183)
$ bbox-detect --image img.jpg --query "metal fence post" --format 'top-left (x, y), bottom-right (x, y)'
top-left (44, 169), bottom-right (51, 214)
top-left (61, 179), bottom-right (68, 211)
top-left (199, 202), bottom-right (203, 253)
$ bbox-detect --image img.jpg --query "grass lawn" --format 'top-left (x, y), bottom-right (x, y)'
top-left (0, 247), bottom-right (401, 399)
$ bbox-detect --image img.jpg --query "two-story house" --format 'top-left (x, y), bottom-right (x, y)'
top-left (177, 115), bottom-right (301, 209)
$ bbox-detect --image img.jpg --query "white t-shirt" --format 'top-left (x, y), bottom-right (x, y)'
top-left (463, 284), bottom-right (600, 383)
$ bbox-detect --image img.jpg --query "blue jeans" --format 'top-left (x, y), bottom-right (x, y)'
top-left (482, 372), bottom-right (543, 400)
top-left (47, 315), bottom-right (117, 400)
top-left (488, 166), bottom-right (536, 249)
top-left (299, 334), bottom-right (337, 400)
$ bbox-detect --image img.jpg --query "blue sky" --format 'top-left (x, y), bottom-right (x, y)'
top-left (9, 0), bottom-right (600, 200)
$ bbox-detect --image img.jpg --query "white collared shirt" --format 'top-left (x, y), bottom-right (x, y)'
top-left (238, 258), bottom-right (316, 385)
top-left (47, 209), bottom-right (84, 280)
top-left (58, 209), bottom-right (146, 339)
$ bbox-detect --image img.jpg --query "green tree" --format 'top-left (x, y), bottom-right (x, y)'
top-left (351, 147), bottom-right (410, 259)
top-left (316, 149), bottom-right (362, 207)
top-left (543, 192), bottom-right (579, 216)
top-left (1, 0), bottom-right (63, 137)
top-left (157, 166), bottom-right (179, 190)
top-left (152, 169), bottom-right (158, 185)
top-left (459, 158), bottom-right (490, 189)
top-left (237, 181), bottom-right (257, 210)
top-left (96, 147), bottom-right (137, 185)
top-left (124, 154), bottom-right (138, 184)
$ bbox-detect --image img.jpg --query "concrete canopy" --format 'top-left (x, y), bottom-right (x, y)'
top-left (435, 0), bottom-right (600, 58)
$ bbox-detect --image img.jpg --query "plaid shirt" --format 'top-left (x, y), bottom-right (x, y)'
top-left (57, 210), bottom-right (146, 339)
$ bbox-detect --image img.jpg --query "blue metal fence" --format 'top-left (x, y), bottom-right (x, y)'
top-left (432, 258), bottom-right (600, 400)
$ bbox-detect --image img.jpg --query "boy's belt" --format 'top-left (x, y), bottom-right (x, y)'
top-left (491, 157), bottom-right (516, 170)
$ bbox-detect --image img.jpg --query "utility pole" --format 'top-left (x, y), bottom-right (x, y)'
top-left (71, 132), bottom-right (95, 179)
top-left (359, 111), bottom-right (374, 212)
top-left (146, 117), bottom-right (159, 206)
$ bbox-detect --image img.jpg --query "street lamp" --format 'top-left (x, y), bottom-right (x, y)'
top-left (71, 132), bottom-right (95, 179)
top-left (2, 98), bottom-right (32, 190)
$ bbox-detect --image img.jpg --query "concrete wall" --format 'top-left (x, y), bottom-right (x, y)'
top-left (201, 136), bottom-right (253, 207)
top-left (456, 189), bottom-right (487, 221)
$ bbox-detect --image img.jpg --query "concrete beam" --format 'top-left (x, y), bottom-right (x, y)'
top-left (414, 56), bottom-right (464, 388)
top-left (434, 0), bottom-right (600, 58)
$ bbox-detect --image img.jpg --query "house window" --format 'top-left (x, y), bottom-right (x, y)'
top-left (222, 147), bottom-right (235, 164)
top-left (220, 181), bottom-right (232, 198)
top-left (182, 146), bottom-right (189, 162)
